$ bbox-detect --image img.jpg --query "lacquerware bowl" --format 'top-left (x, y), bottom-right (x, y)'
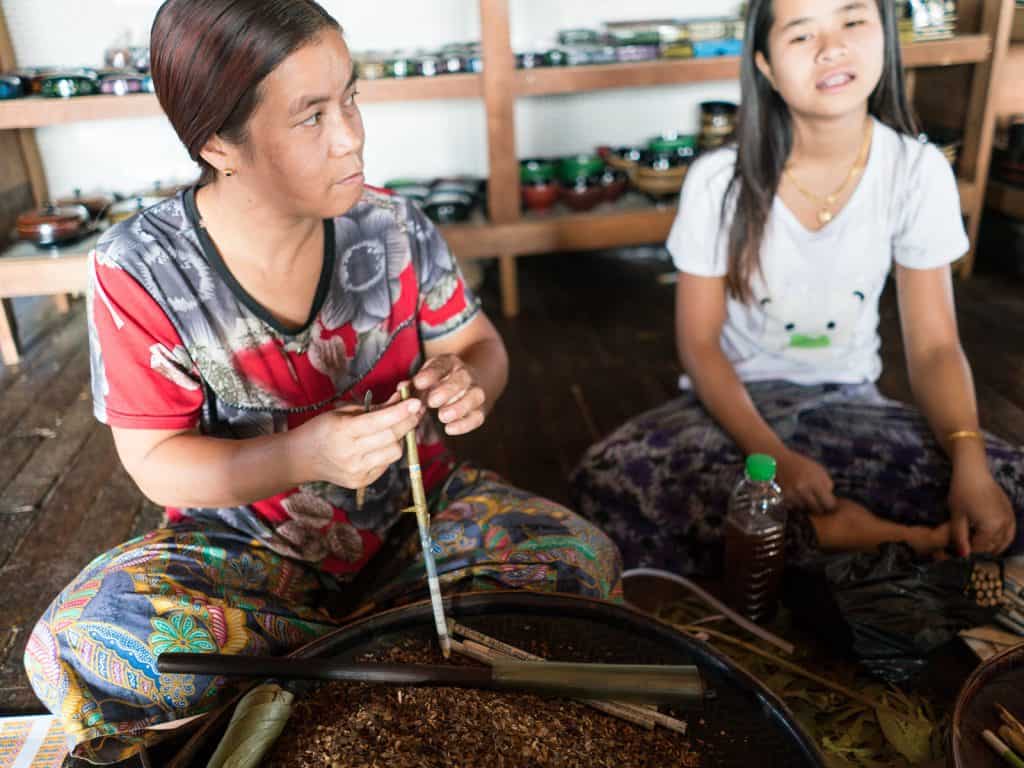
top-left (949, 643), bottom-right (1024, 768)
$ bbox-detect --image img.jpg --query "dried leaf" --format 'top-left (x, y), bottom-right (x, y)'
top-left (662, 600), bottom-right (952, 768)
top-left (208, 684), bottom-right (294, 768)
top-left (876, 695), bottom-right (934, 765)
top-left (829, 711), bottom-right (869, 747)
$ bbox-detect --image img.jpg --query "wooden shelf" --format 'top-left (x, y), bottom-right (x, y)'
top-left (0, 197), bottom-right (678, 292)
top-left (444, 194), bottom-right (679, 260)
top-left (0, 37), bottom-right (988, 129)
top-left (516, 35), bottom-right (992, 97)
top-left (0, 94), bottom-right (163, 129)
top-left (0, 233), bottom-right (97, 298)
top-left (0, 176), bottom-right (982, 295)
top-left (0, 74), bottom-right (484, 129)
top-left (899, 34), bottom-right (992, 67)
top-left (516, 57), bottom-right (740, 97)
top-left (447, 177), bottom-right (979, 260)
top-left (987, 179), bottom-right (1024, 220)
top-left (358, 72), bottom-right (482, 102)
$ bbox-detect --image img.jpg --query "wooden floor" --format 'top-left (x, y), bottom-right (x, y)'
top-left (0, 249), bottom-right (1022, 716)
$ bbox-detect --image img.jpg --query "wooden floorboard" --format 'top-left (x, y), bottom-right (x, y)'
top-left (0, 300), bottom-right (87, 398)
top-left (0, 250), bottom-right (1021, 716)
top-left (0, 349), bottom-right (91, 494)
top-left (0, 388), bottom-right (95, 520)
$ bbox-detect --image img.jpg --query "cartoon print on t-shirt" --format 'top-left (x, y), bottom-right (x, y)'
top-left (758, 287), bottom-right (867, 361)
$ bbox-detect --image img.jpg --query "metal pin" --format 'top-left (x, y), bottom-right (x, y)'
top-left (355, 390), bottom-right (373, 511)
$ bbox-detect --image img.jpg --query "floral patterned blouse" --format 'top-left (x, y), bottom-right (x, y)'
top-left (87, 185), bottom-right (480, 575)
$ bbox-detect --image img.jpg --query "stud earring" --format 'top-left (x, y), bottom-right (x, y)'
top-left (224, 169), bottom-right (235, 177)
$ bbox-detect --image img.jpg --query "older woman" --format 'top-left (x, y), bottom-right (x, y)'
top-left (24, 0), bottom-right (621, 761)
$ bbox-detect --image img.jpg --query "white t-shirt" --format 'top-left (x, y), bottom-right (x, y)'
top-left (667, 118), bottom-right (968, 388)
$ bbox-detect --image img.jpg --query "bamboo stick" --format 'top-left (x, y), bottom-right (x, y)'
top-left (679, 624), bottom-right (906, 720)
top-left (997, 703), bottom-right (1024, 738)
top-left (1005, 577), bottom-right (1024, 597)
top-left (449, 622), bottom-right (691, 733)
top-left (623, 567), bottom-right (795, 655)
top-left (995, 614), bottom-right (1024, 637)
top-left (983, 729), bottom-right (1024, 768)
top-left (447, 621), bottom-right (689, 735)
top-left (1000, 725), bottom-right (1024, 758)
top-left (1003, 590), bottom-right (1024, 613)
top-left (959, 627), bottom-right (1024, 647)
top-left (158, 651), bottom-right (701, 705)
top-left (450, 639), bottom-right (658, 731)
top-left (398, 383), bottom-right (451, 658)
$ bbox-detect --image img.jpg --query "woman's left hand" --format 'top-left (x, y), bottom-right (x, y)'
top-left (948, 467), bottom-right (1016, 556)
top-left (412, 354), bottom-right (487, 436)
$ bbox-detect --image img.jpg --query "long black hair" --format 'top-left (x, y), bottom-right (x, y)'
top-left (723, 0), bottom-right (919, 302)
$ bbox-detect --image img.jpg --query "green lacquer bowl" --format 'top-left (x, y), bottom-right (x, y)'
top-left (520, 158), bottom-right (556, 185)
top-left (557, 153), bottom-right (605, 183)
top-left (40, 74), bottom-right (99, 98)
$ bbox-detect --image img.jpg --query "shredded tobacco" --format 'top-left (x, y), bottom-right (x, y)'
top-left (266, 638), bottom-right (702, 767)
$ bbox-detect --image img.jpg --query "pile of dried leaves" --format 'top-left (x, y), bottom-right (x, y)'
top-left (660, 599), bottom-right (947, 768)
top-left (265, 639), bottom-right (701, 768)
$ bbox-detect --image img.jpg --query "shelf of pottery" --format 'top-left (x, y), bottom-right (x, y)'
top-left (0, 0), bottom-right (1017, 359)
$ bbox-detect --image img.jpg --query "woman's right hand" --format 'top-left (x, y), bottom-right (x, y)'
top-left (776, 448), bottom-right (838, 515)
top-left (303, 397), bottom-right (423, 489)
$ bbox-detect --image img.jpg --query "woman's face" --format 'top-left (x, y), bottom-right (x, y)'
top-left (230, 29), bottom-right (365, 220)
top-left (756, 0), bottom-right (885, 121)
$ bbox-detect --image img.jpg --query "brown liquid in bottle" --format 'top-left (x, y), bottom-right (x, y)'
top-left (723, 516), bottom-right (785, 623)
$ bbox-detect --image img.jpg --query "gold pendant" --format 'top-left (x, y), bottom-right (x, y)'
top-left (818, 209), bottom-right (833, 224)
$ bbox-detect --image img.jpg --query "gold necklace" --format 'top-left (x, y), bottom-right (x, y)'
top-left (784, 120), bottom-right (874, 225)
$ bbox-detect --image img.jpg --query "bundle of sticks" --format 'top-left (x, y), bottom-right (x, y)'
top-left (446, 619), bottom-right (689, 735)
top-left (960, 565), bottom-right (1024, 660)
top-left (966, 561), bottom-right (1005, 608)
top-left (995, 573), bottom-right (1024, 638)
top-left (982, 703), bottom-right (1024, 768)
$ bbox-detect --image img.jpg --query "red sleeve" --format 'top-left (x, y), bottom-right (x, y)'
top-left (88, 253), bottom-right (203, 429)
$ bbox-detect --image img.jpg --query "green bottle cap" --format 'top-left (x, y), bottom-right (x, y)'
top-left (746, 454), bottom-right (776, 482)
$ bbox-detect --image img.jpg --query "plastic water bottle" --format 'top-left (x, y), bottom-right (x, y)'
top-left (723, 454), bottom-right (787, 623)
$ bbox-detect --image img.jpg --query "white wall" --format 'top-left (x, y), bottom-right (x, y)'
top-left (5, 0), bottom-right (741, 199)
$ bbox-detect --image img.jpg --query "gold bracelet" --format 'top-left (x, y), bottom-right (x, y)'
top-left (947, 429), bottom-right (984, 442)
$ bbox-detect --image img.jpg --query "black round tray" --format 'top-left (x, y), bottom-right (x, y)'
top-left (172, 591), bottom-right (825, 767)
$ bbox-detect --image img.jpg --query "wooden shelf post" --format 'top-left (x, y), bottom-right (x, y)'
top-left (480, 0), bottom-right (521, 317)
top-left (956, 0), bottom-right (1016, 276)
top-left (0, 1), bottom-right (65, 365)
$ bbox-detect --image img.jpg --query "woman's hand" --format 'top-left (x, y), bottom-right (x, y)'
top-left (412, 354), bottom-right (487, 436)
top-left (948, 466), bottom-right (1015, 556)
top-left (303, 398), bottom-right (423, 489)
top-left (776, 448), bottom-right (839, 515)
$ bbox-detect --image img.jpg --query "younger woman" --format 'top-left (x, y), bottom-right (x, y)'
top-left (571, 0), bottom-right (1023, 576)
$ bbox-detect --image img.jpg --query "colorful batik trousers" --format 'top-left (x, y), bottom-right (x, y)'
top-left (570, 381), bottom-right (1024, 576)
top-left (25, 466), bottom-right (622, 762)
